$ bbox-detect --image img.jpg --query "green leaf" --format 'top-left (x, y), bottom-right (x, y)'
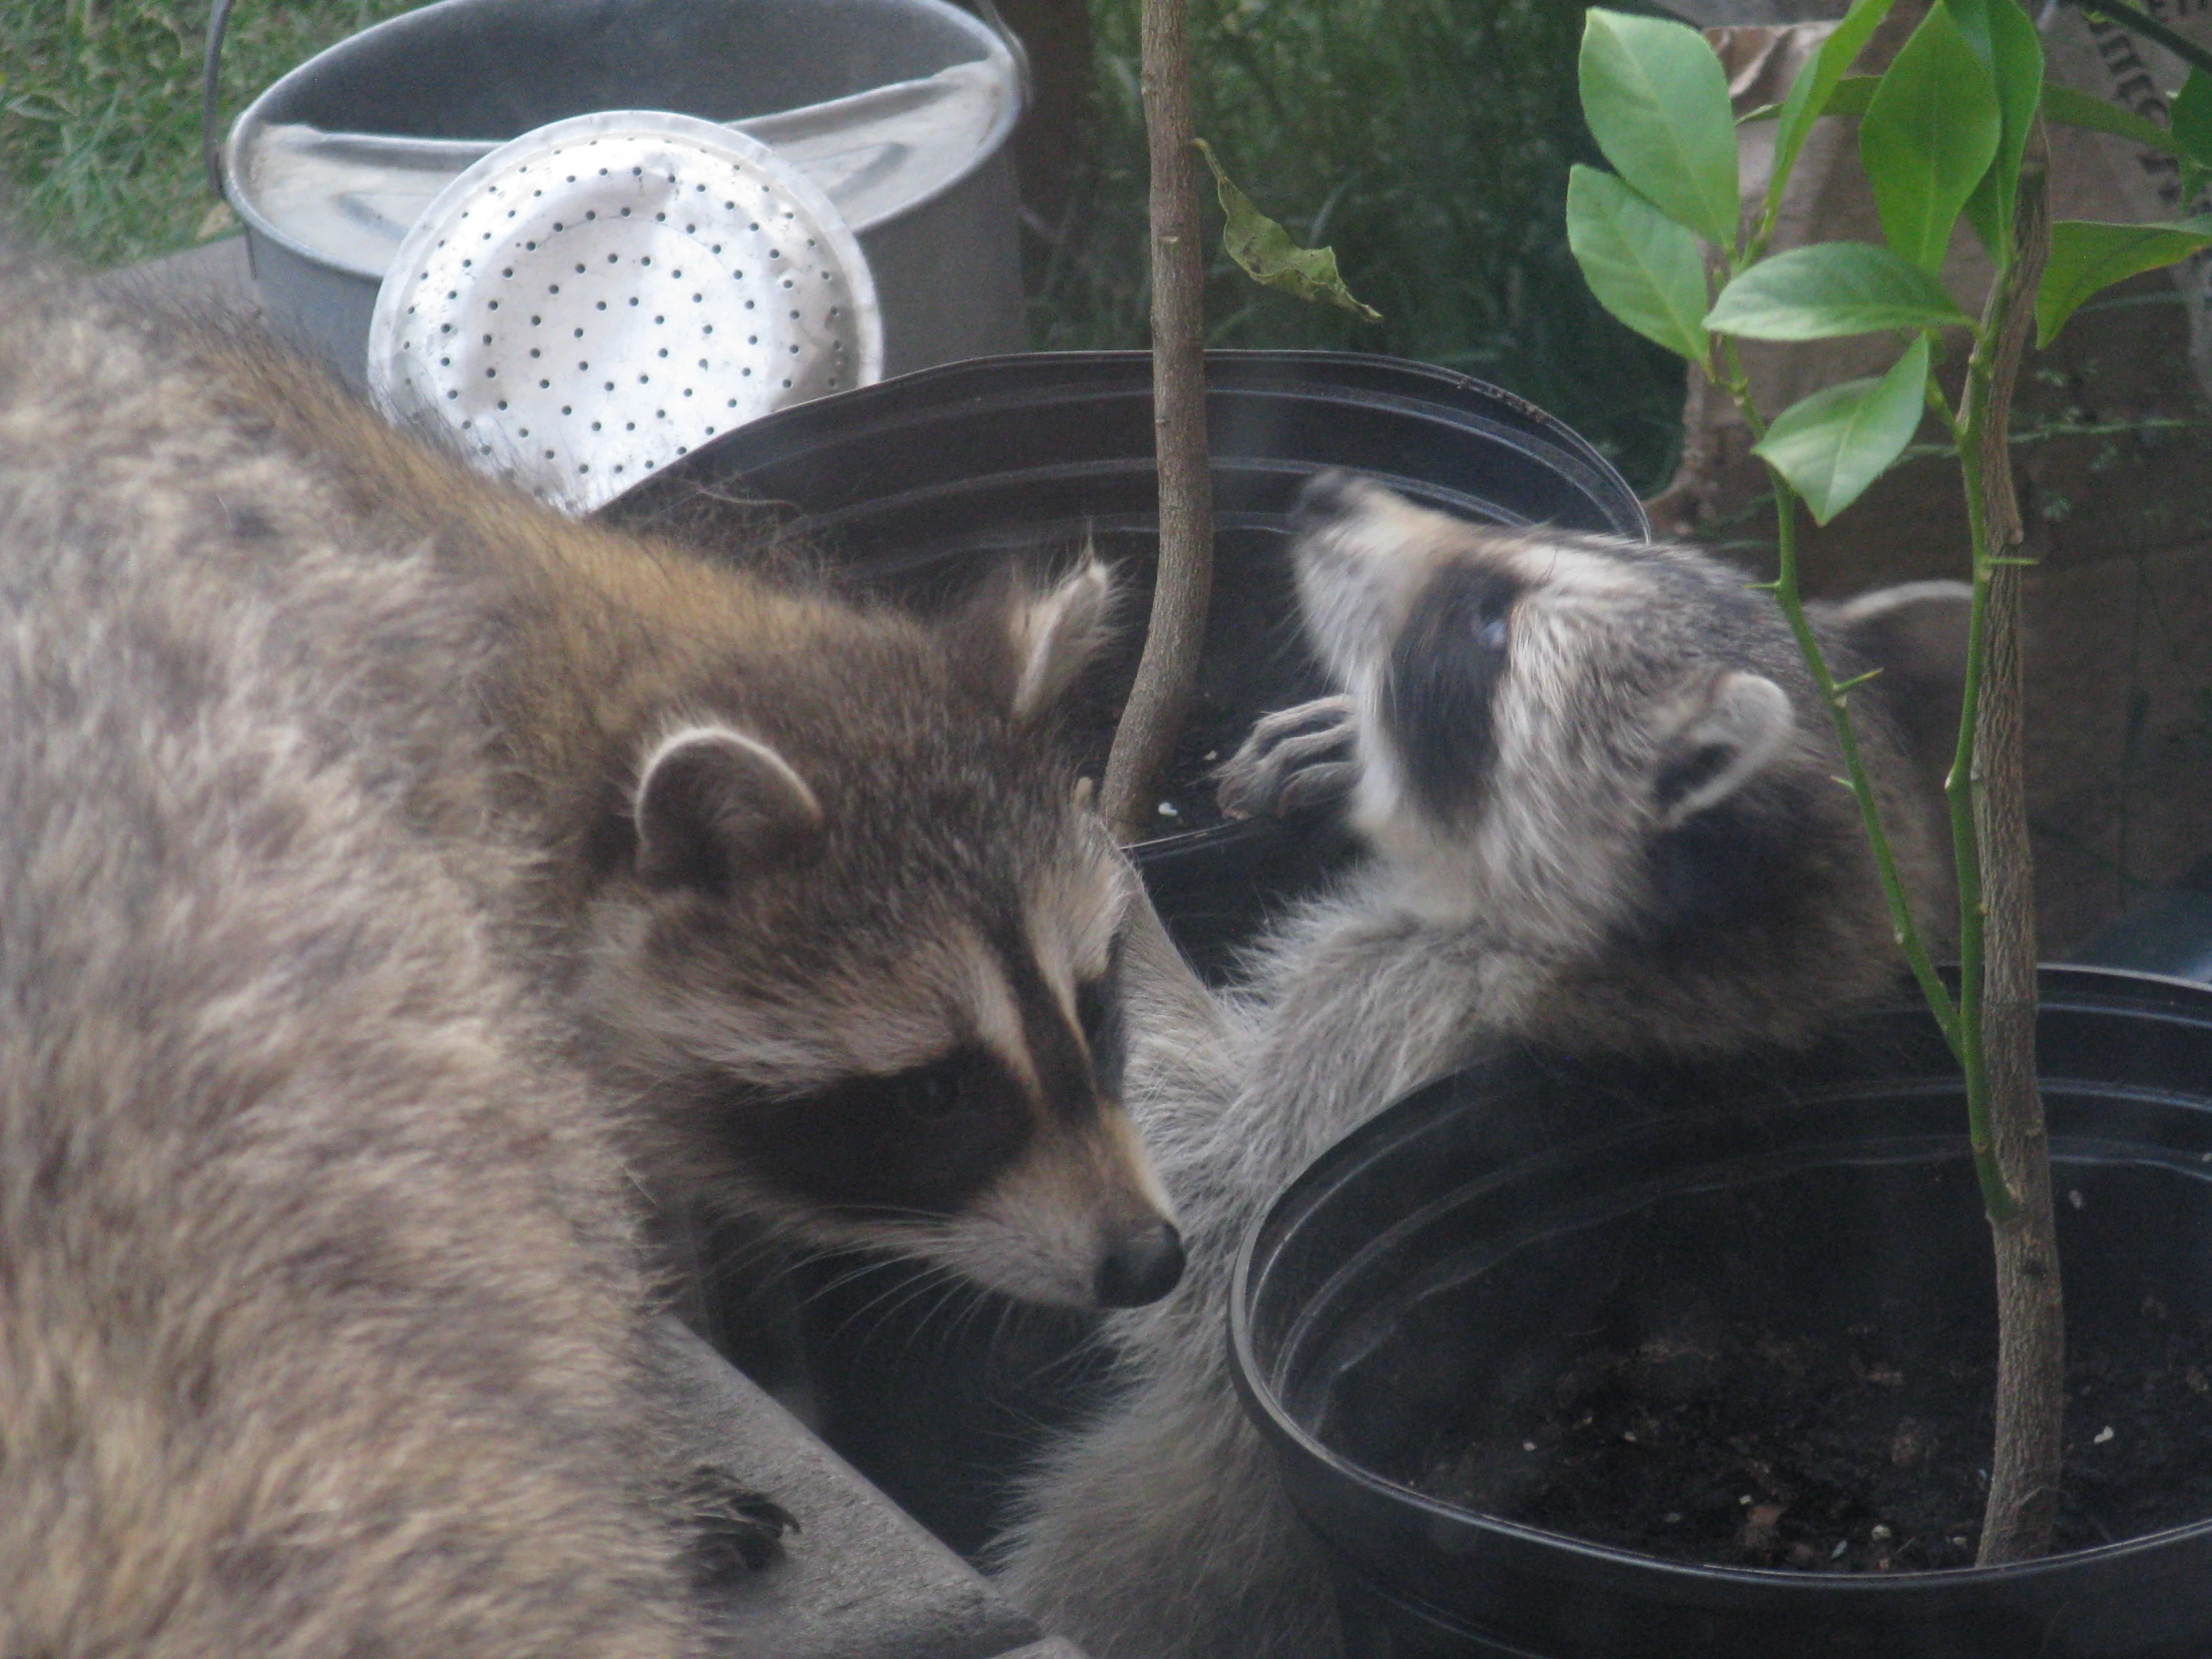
top-left (1194, 140), bottom-right (1382, 322)
top-left (1707, 241), bottom-right (1967, 338)
top-left (1858, 1), bottom-right (2000, 271)
top-left (2041, 82), bottom-right (2182, 156)
top-left (1761, 0), bottom-right (1897, 223)
top-left (1959, 0), bottom-right (2044, 259)
top-left (1753, 335), bottom-right (1931, 523)
top-left (2036, 216), bottom-right (2212, 345)
top-left (2173, 68), bottom-right (2212, 167)
top-left (1566, 165), bottom-right (1712, 360)
top-left (1579, 9), bottom-right (1742, 247)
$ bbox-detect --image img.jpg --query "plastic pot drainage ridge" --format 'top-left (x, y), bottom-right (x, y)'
top-left (1232, 966), bottom-right (2212, 1659)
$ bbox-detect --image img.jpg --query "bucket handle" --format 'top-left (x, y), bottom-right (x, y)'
top-left (201, 0), bottom-right (238, 201)
top-left (967, 0), bottom-right (1032, 114)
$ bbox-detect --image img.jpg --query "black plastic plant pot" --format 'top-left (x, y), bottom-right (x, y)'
top-left (1232, 967), bottom-right (2212, 1659)
top-left (600, 348), bottom-right (1646, 981)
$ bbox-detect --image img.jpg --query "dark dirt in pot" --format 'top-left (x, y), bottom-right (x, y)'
top-left (1416, 1267), bottom-right (2212, 1573)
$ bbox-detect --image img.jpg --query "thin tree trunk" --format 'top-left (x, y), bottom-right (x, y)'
top-left (1101, 0), bottom-right (1213, 843)
top-left (1972, 123), bottom-right (2063, 1567)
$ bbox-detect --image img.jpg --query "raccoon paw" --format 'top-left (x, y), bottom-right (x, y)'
top-left (1216, 695), bottom-right (1359, 821)
top-left (682, 1464), bottom-right (800, 1579)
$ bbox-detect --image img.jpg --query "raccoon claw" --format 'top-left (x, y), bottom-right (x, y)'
top-left (1216, 696), bottom-right (1359, 822)
top-left (683, 1466), bottom-right (799, 1578)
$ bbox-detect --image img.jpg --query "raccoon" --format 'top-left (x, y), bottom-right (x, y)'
top-left (990, 472), bottom-right (1968, 1659)
top-left (0, 249), bottom-right (1174, 1659)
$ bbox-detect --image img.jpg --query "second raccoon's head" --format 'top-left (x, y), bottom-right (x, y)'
top-left (1287, 471), bottom-right (1965, 1046)
top-left (576, 560), bottom-right (1183, 1311)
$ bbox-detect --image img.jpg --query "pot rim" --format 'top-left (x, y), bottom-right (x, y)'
top-left (1228, 962), bottom-right (2212, 1596)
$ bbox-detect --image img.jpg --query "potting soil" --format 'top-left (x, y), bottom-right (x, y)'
top-left (1417, 1302), bottom-right (2212, 1572)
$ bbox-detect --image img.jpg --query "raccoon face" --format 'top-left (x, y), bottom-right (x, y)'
top-left (1286, 471), bottom-right (1961, 963)
top-left (578, 561), bottom-right (1184, 1312)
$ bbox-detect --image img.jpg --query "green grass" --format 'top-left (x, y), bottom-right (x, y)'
top-left (1, 0), bottom-right (415, 266)
top-left (1030, 0), bottom-right (1685, 491)
top-left (2, 0), bottom-right (1683, 487)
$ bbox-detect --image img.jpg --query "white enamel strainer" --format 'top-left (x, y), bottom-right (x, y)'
top-left (367, 110), bottom-right (882, 515)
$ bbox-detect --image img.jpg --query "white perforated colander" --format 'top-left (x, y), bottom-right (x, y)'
top-left (367, 110), bottom-right (881, 515)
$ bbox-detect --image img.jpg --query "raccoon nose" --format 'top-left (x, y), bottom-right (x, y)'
top-left (1095, 1220), bottom-right (1186, 1308)
top-left (1291, 468), bottom-right (1363, 534)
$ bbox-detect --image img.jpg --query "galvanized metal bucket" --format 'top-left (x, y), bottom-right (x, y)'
top-left (212, 0), bottom-right (1027, 384)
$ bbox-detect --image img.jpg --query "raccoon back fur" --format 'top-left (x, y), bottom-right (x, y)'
top-left (991, 472), bottom-right (1970, 1659)
top-left (0, 249), bottom-right (1172, 1658)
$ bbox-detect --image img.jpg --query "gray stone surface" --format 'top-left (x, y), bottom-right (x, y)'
top-left (93, 236), bottom-right (259, 316)
top-left (659, 1318), bottom-right (1052, 1659)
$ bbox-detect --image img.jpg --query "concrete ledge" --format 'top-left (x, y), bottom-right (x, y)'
top-left (659, 1319), bottom-right (1053, 1659)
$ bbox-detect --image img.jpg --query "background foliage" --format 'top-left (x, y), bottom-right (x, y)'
top-left (2, 0), bottom-right (1687, 492)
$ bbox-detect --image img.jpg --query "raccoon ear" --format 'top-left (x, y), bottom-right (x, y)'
top-left (633, 725), bottom-right (823, 893)
top-left (1816, 580), bottom-right (1970, 787)
top-left (1006, 555), bottom-right (1114, 721)
top-left (1653, 671), bottom-right (1795, 830)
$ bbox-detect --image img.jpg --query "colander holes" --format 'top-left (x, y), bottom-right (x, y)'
top-left (702, 324), bottom-right (715, 334)
top-left (655, 213), bottom-right (667, 223)
top-left (745, 299), bottom-right (756, 310)
top-left (711, 245), bottom-right (723, 255)
top-left (697, 357), bottom-right (709, 369)
top-left (502, 268), bottom-right (514, 277)
top-left (677, 445), bottom-right (689, 455)
top-left (591, 420), bottom-right (603, 431)
top-left (604, 380), bottom-right (615, 390)
top-left (741, 367), bottom-right (752, 377)
top-left (808, 237), bottom-right (817, 249)
top-left (482, 333), bottom-right (492, 344)
top-left (640, 257), bottom-right (652, 267)
top-left (629, 297), bottom-right (640, 306)
top-left (439, 322), bottom-right (454, 334)
top-left (548, 283), bottom-right (561, 293)
top-left (685, 224), bottom-right (696, 234)
top-left (606, 255), bottom-right (618, 266)
top-left (693, 292), bottom-right (703, 302)
top-left (789, 343), bottom-right (801, 354)
top-left (829, 305), bottom-right (840, 317)
top-left (436, 238), bottom-right (447, 248)
top-left (625, 421), bottom-right (636, 430)
top-left (578, 360), bottom-right (589, 370)
top-left (615, 462), bottom-right (626, 472)
top-left (632, 167), bottom-right (643, 176)
top-left (574, 327), bottom-right (585, 337)
top-left (750, 222), bottom-right (760, 231)
top-left (599, 168), bottom-right (609, 177)
top-left (561, 405), bottom-right (573, 415)
top-left (748, 334), bottom-right (758, 344)
top-left (621, 206), bottom-right (634, 218)
top-left (446, 289), bottom-right (458, 300)
top-left (578, 462), bottom-right (590, 473)
top-left (639, 373), bottom-right (651, 383)
top-left (654, 314), bottom-right (665, 324)
top-left (539, 379), bottom-right (550, 388)
top-left (585, 210), bottom-right (597, 222)
top-left (781, 378), bottom-right (792, 388)
top-left (596, 300), bottom-right (608, 310)
top-left (525, 241), bottom-right (537, 251)
top-left (727, 397), bottom-right (739, 407)
top-left (485, 367), bottom-right (498, 378)
top-left (656, 408), bottom-right (667, 418)
top-left (553, 221), bottom-right (565, 232)
top-left (407, 304), bottom-right (416, 314)
top-left (770, 249), bottom-right (781, 260)
top-left (438, 355), bottom-right (451, 365)
top-left (646, 459), bottom-right (656, 469)
top-left (564, 175), bottom-right (575, 184)
top-left (705, 424), bottom-right (719, 436)
top-left (497, 399), bottom-right (509, 410)
top-left (530, 348), bottom-right (542, 359)
top-left (788, 309), bottom-right (799, 319)
top-left (575, 264), bottom-right (586, 274)
top-left (445, 389), bottom-right (459, 399)
top-left (828, 377), bottom-right (838, 388)
top-left (530, 314), bottom-right (541, 325)
top-left (545, 449), bottom-right (556, 459)
top-left (672, 269), bottom-right (683, 278)
top-left (724, 200), bottom-right (736, 210)
top-left (658, 347), bottom-right (669, 358)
